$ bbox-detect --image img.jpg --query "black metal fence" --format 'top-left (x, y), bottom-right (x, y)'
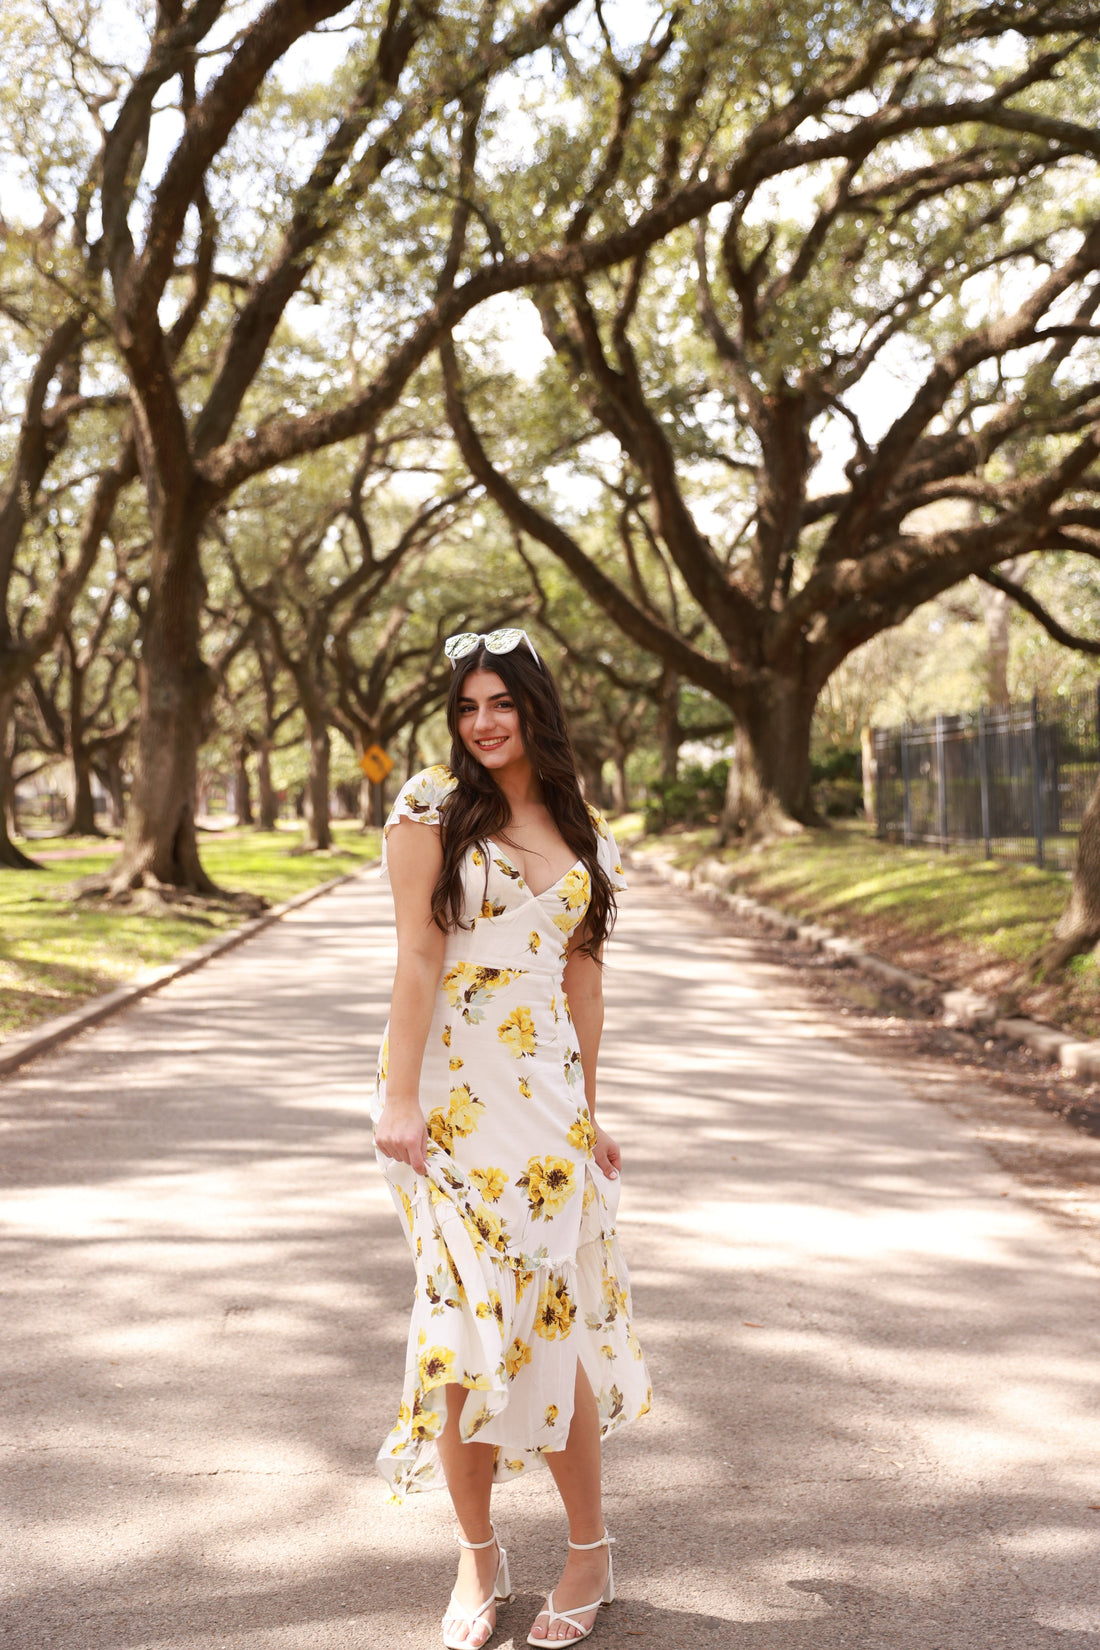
top-left (872, 685), bottom-right (1100, 870)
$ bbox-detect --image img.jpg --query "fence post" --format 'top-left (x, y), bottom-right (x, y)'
top-left (1031, 692), bottom-right (1044, 869)
top-left (901, 725), bottom-right (912, 846)
top-left (978, 705), bottom-right (991, 860)
top-left (936, 713), bottom-right (948, 850)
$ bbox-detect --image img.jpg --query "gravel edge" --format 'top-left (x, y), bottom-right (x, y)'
top-left (629, 847), bottom-right (1100, 1081)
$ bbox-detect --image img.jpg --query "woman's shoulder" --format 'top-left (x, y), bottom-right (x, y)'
top-left (387, 765), bottom-right (458, 829)
top-left (584, 802), bottom-right (628, 890)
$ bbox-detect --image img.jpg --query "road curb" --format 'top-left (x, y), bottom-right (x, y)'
top-left (0, 865), bottom-right (376, 1080)
top-left (626, 845), bottom-right (1100, 1080)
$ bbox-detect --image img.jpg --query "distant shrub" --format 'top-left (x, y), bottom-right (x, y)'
top-left (645, 759), bottom-right (729, 832)
top-left (810, 744), bottom-right (861, 783)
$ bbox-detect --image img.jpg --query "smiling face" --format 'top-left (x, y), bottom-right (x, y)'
top-left (456, 668), bottom-right (528, 772)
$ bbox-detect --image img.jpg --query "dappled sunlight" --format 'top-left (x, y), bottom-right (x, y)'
top-left (2, 873), bottom-right (1098, 1647)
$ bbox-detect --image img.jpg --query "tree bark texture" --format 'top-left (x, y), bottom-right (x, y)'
top-left (1036, 773), bottom-right (1100, 974)
top-left (110, 517), bottom-right (218, 893)
top-left (0, 691), bottom-right (42, 869)
top-left (256, 738), bottom-right (279, 831)
top-left (304, 716), bottom-right (333, 851)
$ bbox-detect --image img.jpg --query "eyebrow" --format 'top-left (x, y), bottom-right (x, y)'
top-left (458, 692), bottom-right (513, 706)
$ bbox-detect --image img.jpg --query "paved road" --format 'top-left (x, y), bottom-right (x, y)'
top-left (2, 866), bottom-right (1098, 1650)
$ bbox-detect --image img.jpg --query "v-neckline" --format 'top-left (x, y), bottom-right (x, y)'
top-left (485, 838), bottom-right (583, 900)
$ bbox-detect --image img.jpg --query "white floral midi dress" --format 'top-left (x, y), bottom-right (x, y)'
top-left (371, 764), bottom-right (651, 1499)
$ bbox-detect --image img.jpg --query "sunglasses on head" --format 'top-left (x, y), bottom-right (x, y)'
top-left (444, 628), bottom-right (542, 670)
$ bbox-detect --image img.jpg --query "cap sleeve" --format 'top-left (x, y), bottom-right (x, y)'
top-left (379, 764), bottom-right (457, 880)
top-left (587, 806), bottom-right (628, 893)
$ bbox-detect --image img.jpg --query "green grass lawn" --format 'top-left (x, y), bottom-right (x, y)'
top-left (623, 817), bottom-right (1100, 1038)
top-left (0, 823), bottom-right (381, 1042)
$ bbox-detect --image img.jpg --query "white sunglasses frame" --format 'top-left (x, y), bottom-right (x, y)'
top-left (444, 628), bottom-right (542, 670)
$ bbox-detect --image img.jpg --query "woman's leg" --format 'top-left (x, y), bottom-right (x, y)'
top-left (529, 1363), bottom-right (611, 1644)
top-left (435, 1383), bottom-right (500, 1648)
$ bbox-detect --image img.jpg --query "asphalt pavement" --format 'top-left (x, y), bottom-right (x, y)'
top-left (2, 863), bottom-right (1098, 1649)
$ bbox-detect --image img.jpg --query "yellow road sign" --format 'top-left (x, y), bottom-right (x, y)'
top-left (358, 744), bottom-right (395, 783)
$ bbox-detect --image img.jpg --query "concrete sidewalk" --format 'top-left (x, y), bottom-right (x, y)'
top-left (1, 867), bottom-right (1098, 1649)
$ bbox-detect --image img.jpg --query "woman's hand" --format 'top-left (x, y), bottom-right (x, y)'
top-left (375, 1097), bottom-right (430, 1175)
top-left (592, 1121), bottom-right (621, 1180)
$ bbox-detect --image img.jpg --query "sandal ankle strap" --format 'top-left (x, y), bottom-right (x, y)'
top-left (567, 1531), bottom-right (614, 1551)
top-left (456, 1524), bottom-right (498, 1551)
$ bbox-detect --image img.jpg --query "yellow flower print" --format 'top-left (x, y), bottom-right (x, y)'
top-left (567, 1114), bottom-right (597, 1155)
top-left (409, 1398), bottom-right (443, 1441)
top-left (545, 1404), bottom-right (559, 1427)
top-left (467, 1401), bottom-right (494, 1435)
top-left (553, 908), bottom-right (584, 937)
top-left (449, 1055), bottom-right (464, 1071)
top-left (498, 1006), bottom-right (537, 1058)
top-left (599, 1342), bottom-right (615, 1360)
top-left (582, 1179), bottom-right (596, 1212)
top-left (563, 1049), bottom-right (584, 1088)
top-left (534, 1274), bottom-right (576, 1340)
top-left (469, 1165), bottom-right (508, 1201)
top-left (494, 857), bottom-right (526, 887)
top-left (469, 1201), bottom-right (509, 1254)
top-left (447, 1082), bottom-right (484, 1139)
top-left (471, 847), bottom-right (484, 868)
top-left (601, 1274), bottom-right (628, 1319)
top-left (505, 1337), bottom-right (532, 1379)
top-left (417, 1344), bottom-right (456, 1388)
top-left (517, 1155), bottom-right (576, 1220)
top-left (527, 930), bottom-right (542, 953)
top-left (505, 1458), bottom-right (525, 1473)
top-left (378, 1033), bottom-right (389, 1082)
top-left (442, 1024), bottom-right (452, 1048)
top-left (514, 1269), bottom-right (534, 1304)
top-left (443, 962), bottom-right (523, 1025)
top-left (559, 866), bottom-right (590, 911)
top-left (426, 1108), bottom-right (453, 1153)
top-left (397, 1184), bottom-right (414, 1230)
top-left (479, 897), bottom-right (507, 919)
top-left (519, 1077), bottom-right (532, 1100)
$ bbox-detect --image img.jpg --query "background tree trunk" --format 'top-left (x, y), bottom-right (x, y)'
top-left (107, 523), bottom-right (218, 894)
top-left (1035, 772), bottom-right (1100, 973)
top-left (0, 691), bottom-right (41, 869)
top-left (256, 738), bottom-right (278, 830)
top-left (303, 717), bottom-right (332, 850)
top-left (235, 744), bottom-right (254, 826)
top-left (720, 678), bottom-right (818, 842)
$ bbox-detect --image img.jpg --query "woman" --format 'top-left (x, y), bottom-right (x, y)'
top-left (372, 628), bottom-right (651, 1649)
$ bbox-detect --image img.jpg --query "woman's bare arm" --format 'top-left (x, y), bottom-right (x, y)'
top-left (373, 819), bottom-right (446, 1175)
top-left (563, 934), bottom-right (620, 1179)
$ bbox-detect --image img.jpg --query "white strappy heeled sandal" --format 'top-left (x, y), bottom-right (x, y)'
top-left (442, 1525), bottom-right (511, 1650)
top-left (526, 1530), bottom-right (615, 1645)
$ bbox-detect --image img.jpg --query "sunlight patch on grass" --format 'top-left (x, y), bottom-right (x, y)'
top-left (0, 824), bottom-right (381, 1041)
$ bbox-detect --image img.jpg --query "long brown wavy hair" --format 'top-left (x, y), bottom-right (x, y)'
top-left (431, 642), bottom-right (616, 958)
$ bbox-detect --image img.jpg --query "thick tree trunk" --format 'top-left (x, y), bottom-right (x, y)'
top-left (655, 668), bottom-right (681, 783)
top-left (612, 752), bottom-right (630, 813)
top-left (256, 737), bottom-right (278, 830)
top-left (0, 689), bottom-right (42, 869)
top-left (96, 753), bottom-right (127, 832)
top-left (104, 520), bottom-right (218, 894)
top-left (68, 752), bottom-right (101, 835)
top-left (719, 677), bottom-right (819, 842)
top-left (1035, 773), bottom-right (1100, 974)
top-left (235, 744), bottom-right (254, 826)
top-left (303, 717), bottom-right (332, 850)
top-left (64, 661), bottom-right (103, 835)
